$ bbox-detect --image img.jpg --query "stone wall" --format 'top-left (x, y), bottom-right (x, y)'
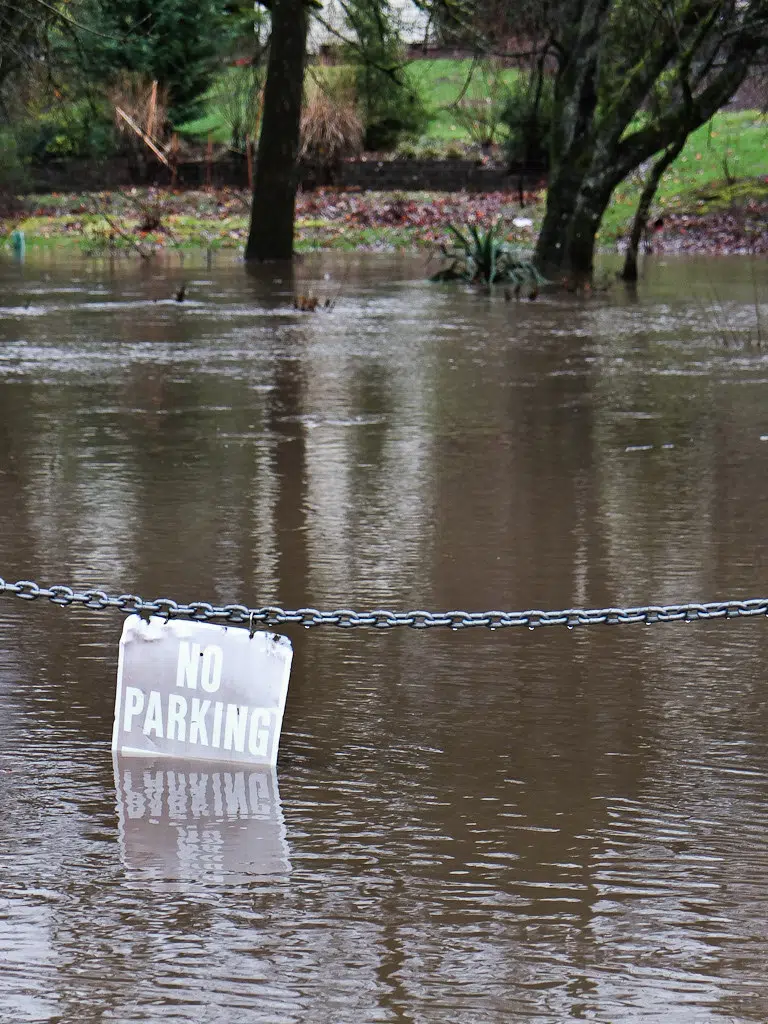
top-left (27, 156), bottom-right (545, 195)
top-left (334, 159), bottom-right (544, 193)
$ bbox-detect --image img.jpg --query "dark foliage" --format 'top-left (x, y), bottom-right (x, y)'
top-left (75, 0), bottom-right (236, 124)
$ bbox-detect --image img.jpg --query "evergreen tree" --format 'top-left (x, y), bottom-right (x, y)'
top-left (77, 0), bottom-right (235, 124)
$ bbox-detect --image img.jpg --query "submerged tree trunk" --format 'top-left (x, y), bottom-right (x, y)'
top-left (563, 188), bottom-right (613, 282)
top-left (535, 158), bottom-right (616, 282)
top-left (621, 139), bottom-right (684, 282)
top-left (533, 163), bottom-right (587, 278)
top-left (245, 0), bottom-right (309, 262)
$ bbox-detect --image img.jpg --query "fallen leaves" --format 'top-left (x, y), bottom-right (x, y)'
top-left (657, 201), bottom-right (768, 255)
top-left (296, 189), bottom-right (541, 235)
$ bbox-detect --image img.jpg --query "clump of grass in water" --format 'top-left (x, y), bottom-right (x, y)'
top-left (705, 259), bottom-right (766, 350)
top-left (430, 218), bottom-right (545, 293)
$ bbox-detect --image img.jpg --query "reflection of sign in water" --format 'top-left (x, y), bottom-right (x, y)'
top-left (112, 616), bottom-right (293, 766)
top-left (113, 753), bottom-right (290, 881)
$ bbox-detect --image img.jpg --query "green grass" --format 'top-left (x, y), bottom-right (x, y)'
top-left (6, 211), bottom-right (248, 253)
top-left (406, 58), bottom-right (521, 142)
top-left (599, 109), bottom-right (768, 242)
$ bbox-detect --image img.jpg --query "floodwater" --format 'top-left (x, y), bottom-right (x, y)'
top-left (0, 248), bottom-right (767, 1023)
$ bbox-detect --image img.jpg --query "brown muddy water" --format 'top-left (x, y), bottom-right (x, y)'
top-left (0, 249), bottom-right (768, 1023)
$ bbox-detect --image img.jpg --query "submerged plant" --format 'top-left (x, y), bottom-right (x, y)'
top-left (431, 218), bottom-right (546, 290)
top-left (703, 259), bottom-right (766, 349)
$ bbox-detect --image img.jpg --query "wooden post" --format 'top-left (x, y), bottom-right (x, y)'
top-left (147, 80), bottom-right (158, 141)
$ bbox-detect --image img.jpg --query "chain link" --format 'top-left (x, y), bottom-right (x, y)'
top-left (1, 576), bottom-right (768, 630)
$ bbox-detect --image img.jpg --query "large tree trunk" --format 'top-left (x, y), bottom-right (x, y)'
top-left (535, 60), bottom-right (750, 283)
top-left (245, 0), bottom-right (309, 262)
top-left (529, 0), bottom-right (760, 284)
top-left (533, 163), bottom-right (587, 278)
top-left (563, 199), bottom-right (608, 282)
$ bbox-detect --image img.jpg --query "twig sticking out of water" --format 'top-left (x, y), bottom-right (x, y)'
top-left (294, 292), bottom-right (335, 311)
top-left (294, 266), bottom-right (349, 312)
top-left (324, 265), bottom-right (352, 311)
top-left (750, 259), bottom-right (764, 350)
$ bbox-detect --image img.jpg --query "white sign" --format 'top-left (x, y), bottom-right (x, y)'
top-left (113, 753), bottom-right (290, 882)
top-left (112, 616), bottom-right (293, 767)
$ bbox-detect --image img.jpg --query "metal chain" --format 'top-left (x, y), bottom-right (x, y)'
top-left (1, 576), bottom-right (768, 629)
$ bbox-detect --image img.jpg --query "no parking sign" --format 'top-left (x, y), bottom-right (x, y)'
top-left (112, 616), bottom-right (293, 767)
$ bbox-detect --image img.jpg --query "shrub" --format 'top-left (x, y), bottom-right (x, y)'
top-left (16, 98), bottom-right (117, 162)
top-left (210, 65), bottom-right (264, 152)
top-left (300, 71), bottom-right (363, 171)
top-left (395, 139), bottom-right (418, 159)
top-left (360, 74), bottom-right (430, 151)
top-left (502, 73), bottom-right (555, 168)
top-left (443, 141), bottom-right (467, 160)
top-left (110, 73), bottom-right (170, 152)
top-left (395, 139), bottom-right (468, 161)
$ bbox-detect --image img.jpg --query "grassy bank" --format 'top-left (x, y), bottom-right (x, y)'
top-left (598, 110), bottom-right (767, 244)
